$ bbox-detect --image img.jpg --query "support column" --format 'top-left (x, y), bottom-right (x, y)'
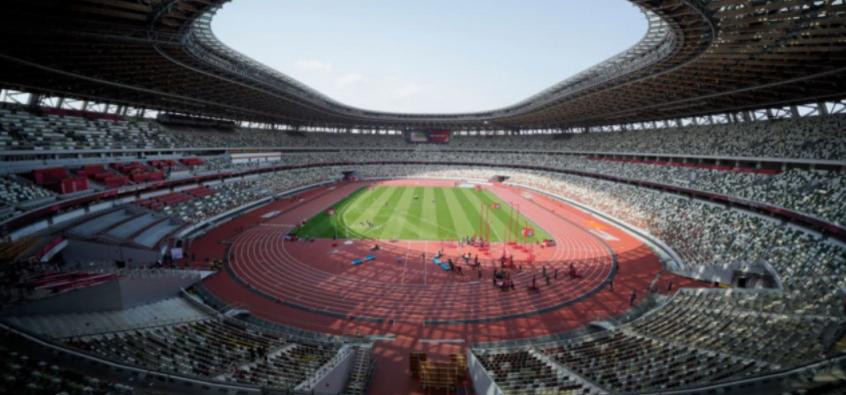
top-left (27, 93), bottom-right (43, 107)
top-left (818, 102), bottom-right (829, 116)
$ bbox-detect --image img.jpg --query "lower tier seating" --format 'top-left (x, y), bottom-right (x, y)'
top-left (65, 318), bottom-right (343, 390)
top-left (472, 287), bottom-right (844, 394)
top-left (0, 327), bottom-right (134, 394)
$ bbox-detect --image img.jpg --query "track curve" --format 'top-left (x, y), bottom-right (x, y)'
top-left (225, 180), bottom-right (615, 324)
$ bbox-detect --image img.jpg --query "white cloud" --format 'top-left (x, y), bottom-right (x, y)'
top-left (336, 73), bottom-right (365, 88)
top-left (394, 82), bottom-right (422, 99)
top-left (293, 59), bottom-right (333, 73)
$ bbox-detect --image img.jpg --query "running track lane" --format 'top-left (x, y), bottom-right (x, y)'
top-left (193, 179), bottom-right (712, 394)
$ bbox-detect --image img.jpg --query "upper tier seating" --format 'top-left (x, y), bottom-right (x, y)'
top-left (450, 114), bottom-right (846, 160)
top-left (2, 105), bottom-right (845, 159)
top-left (158, 114), bottom-right (846, 160)
top-left (0, 107), bottom-right (177, 150)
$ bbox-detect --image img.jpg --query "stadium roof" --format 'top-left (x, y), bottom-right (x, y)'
top-left (0, 0), bottom-right (845, 130)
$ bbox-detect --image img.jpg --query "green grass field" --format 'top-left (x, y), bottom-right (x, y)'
top-left (293, 186), bottom-right (552, 242)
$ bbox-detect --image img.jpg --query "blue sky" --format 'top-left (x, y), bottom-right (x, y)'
top-left (212, 0), bottom-right (646, 114)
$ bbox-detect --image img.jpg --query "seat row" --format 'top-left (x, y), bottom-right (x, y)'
top-left (64, 318), bottom-right (347, 390)
top-left (472, 287), bottom-right (843, 394)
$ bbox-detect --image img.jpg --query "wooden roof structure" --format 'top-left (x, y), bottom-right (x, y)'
top-left (0, 0), bottom-right (844, 130)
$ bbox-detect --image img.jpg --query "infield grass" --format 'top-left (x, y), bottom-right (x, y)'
top-left (293, 186), bottom-right (552, 242)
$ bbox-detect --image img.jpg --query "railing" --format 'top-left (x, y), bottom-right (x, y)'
top-left (1, 144), bottom-right (844, 167)
top-left (294, 344), bottom-right (354, 392)
top-left (96, 267), bottom-right (206, 278)
top-left (466, 348), bottom-right (504, 395)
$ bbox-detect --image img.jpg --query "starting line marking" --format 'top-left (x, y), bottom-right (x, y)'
top-left (261, 210), bottom-right (282, 219)
top-left (260, 223), bottom-right (294, 228)
top-left (367, 334), bottom-right (396, 341)
top-left (589, 229), bottom-right (619, 241)
top-left (419, 338), bottom-right (465, 344)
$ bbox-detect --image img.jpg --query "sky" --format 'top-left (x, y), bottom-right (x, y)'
top-left (212, 0), bottom-right (646, 114)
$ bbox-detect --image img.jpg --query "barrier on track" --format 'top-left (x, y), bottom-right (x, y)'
top-left (351, 255), bottom-right (376, 266)
top-left (432, 257), bottom-right (451, 271)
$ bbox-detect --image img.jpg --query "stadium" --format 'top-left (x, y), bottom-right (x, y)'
top-left (0, 0), bottom-right (844, 394)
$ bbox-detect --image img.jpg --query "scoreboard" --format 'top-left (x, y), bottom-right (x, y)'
top-left (404, 129), bottom-right (451, 144)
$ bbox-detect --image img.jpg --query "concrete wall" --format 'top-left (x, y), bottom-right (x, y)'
top-left (310, 347), bottom-right (355, 395)
top-left (7, 272), bottom-right (202, 316)
top-left (10, 219), bottom-right (48, 240)
top-left (7, 280), bottom-right (124, 315)
top-left (468, 350), bottom-right (502, 395)
top-left (118, 274), bottom-right (201, 308)
top-left (61, 239), bottom-right (161, 268)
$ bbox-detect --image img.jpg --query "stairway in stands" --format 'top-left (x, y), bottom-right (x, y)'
top-left (343, 344), bottom-right (373, 395)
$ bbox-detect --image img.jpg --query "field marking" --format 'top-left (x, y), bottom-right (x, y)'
top-left (379, 185), bottom-right (417, 239)
top-left (337, 187), bottom-right (393, 239)
top-left (442, 187), bottom-right (478, 239)
top-left (432, 187), bottom-right (458, 240)
top-left (400, 186), bottom-right (425, 240)
top-left (302, 185), bottom-right (547, 242)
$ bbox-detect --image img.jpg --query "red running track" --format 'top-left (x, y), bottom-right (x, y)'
top-left (187, 179), bottom-right (709, 394)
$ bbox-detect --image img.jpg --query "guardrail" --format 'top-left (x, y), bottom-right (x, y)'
top-left (2, 145), bottom-right (843, 167)
top-left (295, 345), bottom-right (354, 392)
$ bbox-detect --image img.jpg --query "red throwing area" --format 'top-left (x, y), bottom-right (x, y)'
top-left (187, 179), bottom-right (708, 394)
